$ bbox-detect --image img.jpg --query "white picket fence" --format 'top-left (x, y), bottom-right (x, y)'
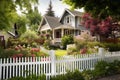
top-left (0, 48), bottom-right (120, 80)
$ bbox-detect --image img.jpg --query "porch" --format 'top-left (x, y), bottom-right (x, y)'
top-left (52, 25), bottom-right (81, 43)
top-left (40, 25), bottom-right (81, 44)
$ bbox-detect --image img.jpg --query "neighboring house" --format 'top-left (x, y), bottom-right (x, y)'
top-left (38, 9), bottom-right (89, 45)
top-left (0, 25), bottom-right (18, 48)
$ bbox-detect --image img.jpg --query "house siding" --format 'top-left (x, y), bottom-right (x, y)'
top-left (60, 11), bottom-right (75, 28)
top-left (40, 24), bottom-right (51, 31)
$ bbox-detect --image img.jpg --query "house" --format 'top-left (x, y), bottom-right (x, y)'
top-left (0, 24), bottom-right (19, 48)
top-left (38, 9), bottom-right (89, 45)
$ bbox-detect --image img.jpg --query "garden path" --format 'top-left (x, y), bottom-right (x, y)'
top-left (98, 74), bottom-right (120, 80)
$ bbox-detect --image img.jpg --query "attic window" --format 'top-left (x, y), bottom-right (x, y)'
top-left (67, 17), bottom-right (69, 23)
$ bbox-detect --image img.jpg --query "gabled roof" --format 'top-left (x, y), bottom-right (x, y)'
top-left (7, 31), bottom-right (16, 37)
top-left (45, 16), bottom-right (62, 28)
top-left (66, 9), bottom-right (83, 17)
top-left (38, 16), bottom-right (62, 31)
top-left (59, 9), bottom-right (83, 22)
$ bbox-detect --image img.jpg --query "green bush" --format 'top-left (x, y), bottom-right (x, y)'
top-left (107, 60), bottom-right (120, 75)
top-left (82, 69), bottom-right (94, 80)
top-left (8, 74), bottom-right (46, 80)
top-left (67, 47), bottom-right (78, 55)
top-left (0, 48), bottom-right (19, 58)
top-left (20, 30), bottom-right (39, 44)
top-left (103, 43), bottom-right (120, 52)
top-left (61, 35), bottom-right (74, 49)
top-left (43, 40), bottom-right (51, 49)
top-left (93, 61), bottom-right (109, 78)
top-left (50, 70), bottom-right (84, 80)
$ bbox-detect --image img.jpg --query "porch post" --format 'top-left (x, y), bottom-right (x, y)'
top-left (74, 29), bottom-right (76, 36)
top-left (52, 29), bottom-right (55, 39)
top-left (61, 28), bottom-right (64, 37)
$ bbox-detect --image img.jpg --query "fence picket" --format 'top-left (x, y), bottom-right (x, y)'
top-left (0, 50), bottom-right (120, 80)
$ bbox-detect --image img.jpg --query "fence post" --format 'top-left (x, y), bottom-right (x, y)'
top-left (50, 50), bottom-right (56, 76)
top-left (98, 48), bottom-right (105, 59)
top-left (0, 59), bottom-right (2, 79)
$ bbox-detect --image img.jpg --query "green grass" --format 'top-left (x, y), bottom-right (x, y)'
top-left (55, 49), bottom-right (67, 56)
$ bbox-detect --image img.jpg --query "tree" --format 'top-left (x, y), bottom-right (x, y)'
top-left (0, 0), bottom-right (38, 30)
top-left (26, 7), bottom-right (42, 31)
top-left (63, 0), bottom-right (120, 20)
top-left (45, 0), bottom-right (55, 17)
top-left (82, 13), bottom-right (120, 41)
top-left (16, 15), bottom-right (28, 35)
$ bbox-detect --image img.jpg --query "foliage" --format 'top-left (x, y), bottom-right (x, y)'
top-left (0, 0), bottom-right (38, 30)
top-left (67, 47), bottom-right (78, 55)
top-left (50, 60), bottom-right (120, 80)
top-left (16, 15), bottom-right (28, 35)
top-left (74, 40), bottom-right (87, 51)
top-left (45, 0), bottom-right (55, 17)
top-left (82, 13), bottom-right (120, 40)
top-left (0, 48), bottom-right (19, 58)
top-left (50, 70), bottom-right (84, 80)
top-left (93, 61), bottom-right (109, 78)
top-left (26, 7), bottom-right (42, 31)
top-left (82, 69), bottom-right (94, 80)
top-left (8, 74), bottom-right (46, 80)
top-left (0, 44), bottom-right (49, 58)
top-left (75, 31), bottom-right (94, 42)
top-left (103, 43), bottom-right (120, 52)
top-left (93, 60), bottom-right (120, 79)
top-left (20, 30), bottom-right (39, 44)
top-left (61, 35), bottom-right (74, 49)
top-left (63, 0), bottom-right (120, 20)
top-left (43, 40), bottom-right (51, 50)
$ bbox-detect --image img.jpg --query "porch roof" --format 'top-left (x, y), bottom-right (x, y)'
top-left (53, 25), bottom-right (75, 30)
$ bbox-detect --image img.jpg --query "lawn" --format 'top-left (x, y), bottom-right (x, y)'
top-left (55, 49), bottom-right (67, 56)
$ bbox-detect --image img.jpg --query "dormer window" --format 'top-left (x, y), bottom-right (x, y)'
top-left (64, 15), bottom-right (71, 24)
top-left (67, 17), bottom-right (69, 23)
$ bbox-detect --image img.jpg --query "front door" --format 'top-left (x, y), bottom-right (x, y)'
top-left (56, 31), bottom-right (61, 38)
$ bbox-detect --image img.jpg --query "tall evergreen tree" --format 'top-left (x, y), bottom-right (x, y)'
top-left (45, 0), bottom-right (55, 17)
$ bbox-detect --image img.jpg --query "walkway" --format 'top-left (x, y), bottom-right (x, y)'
top-left (98, 74), bottom-right (120, 80)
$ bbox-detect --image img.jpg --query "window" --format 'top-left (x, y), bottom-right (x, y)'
top-left (67, 17), bottom-right (69, 23)
top-left (64, 15), bottom-right (71, 24)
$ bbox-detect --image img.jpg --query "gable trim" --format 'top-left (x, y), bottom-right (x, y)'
top-left (38, 16), bottom-right (51, 31)
top-left (59, 9), bottom-right (75, 22)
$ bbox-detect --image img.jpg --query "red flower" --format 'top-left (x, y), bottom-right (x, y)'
top-left (80, 48), bottom-right (87, 54)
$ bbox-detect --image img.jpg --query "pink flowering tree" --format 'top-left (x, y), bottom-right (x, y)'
top-left (82, 13), bottom-right (120, 41)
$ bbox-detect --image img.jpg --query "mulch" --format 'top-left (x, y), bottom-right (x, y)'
top-left (97, 74), bottom-right (120, 80)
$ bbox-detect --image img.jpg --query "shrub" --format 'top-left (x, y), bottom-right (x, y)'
top-left (82, 69), bottom-right (94, 80)
top-left (50, 70), bottom-right (84, 80)
top-left (0, 48), bottom-right (19, 58)
top-left (20, 30), bottom-right (39, 44)
top-left (107, 60), bottom-right (120, 75)
top-left (93, 61), bottom-right (109, 78)
top-left (61, 35), bottom-right (74, 49)
top-left (103, 43), bottom-right (120, 52)
top-left (8, 74), bottom-right (46, 80)
top-left (7, 38), bottom-right (21, 48)
top-left (43, 40), bottom-right (51, 49)
top-left (74, 40), bottom-right (87, 51)
top-left (67, 47), bottom-right (77, 55)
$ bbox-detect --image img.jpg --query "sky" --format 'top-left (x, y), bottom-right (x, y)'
top-left (38, 0), bottom-right (84, 17)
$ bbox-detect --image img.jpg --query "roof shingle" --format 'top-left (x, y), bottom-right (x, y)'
top-left (44, 16), bottom-right (62, 28)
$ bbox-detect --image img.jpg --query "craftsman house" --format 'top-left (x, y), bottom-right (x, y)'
top-left (38, 9), bottom-right (89, 44)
